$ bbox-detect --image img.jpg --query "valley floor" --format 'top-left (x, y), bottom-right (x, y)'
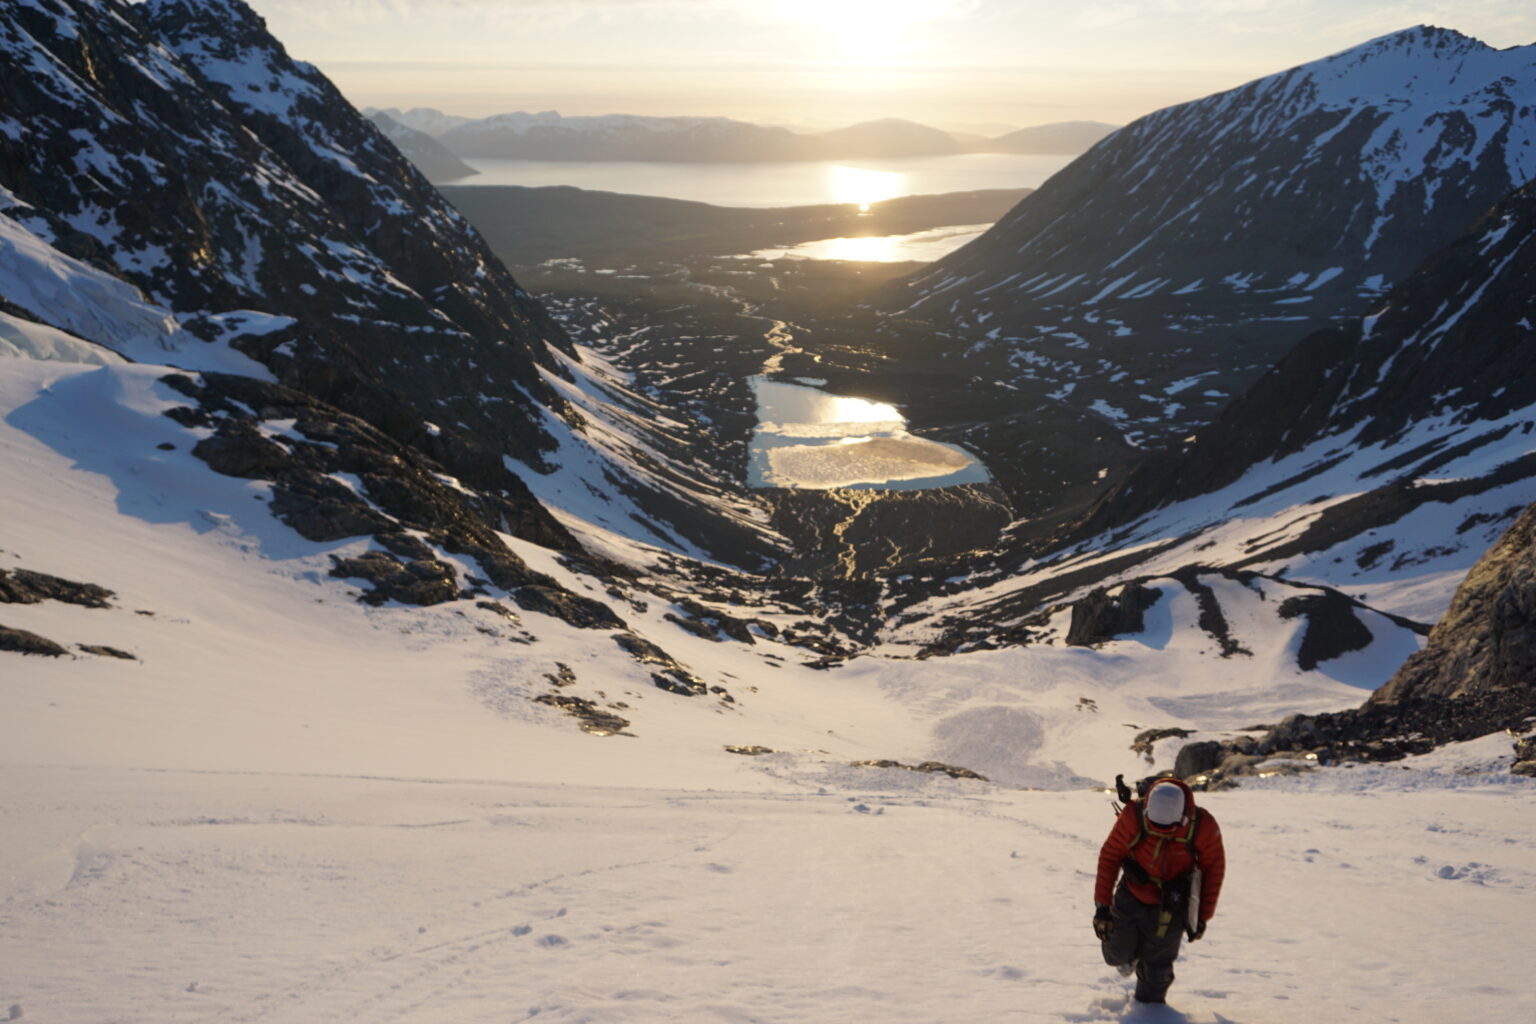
top-left (4, 744), bottom-right (1533, 1024)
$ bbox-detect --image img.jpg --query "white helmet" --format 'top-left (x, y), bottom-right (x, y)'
top-left (1145, 782), bottom-right (1186, 827)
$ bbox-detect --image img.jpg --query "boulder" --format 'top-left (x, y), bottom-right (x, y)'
top-left (1174, 739), bottom-right (1225, 780)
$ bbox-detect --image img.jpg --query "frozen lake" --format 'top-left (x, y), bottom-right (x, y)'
top-left (453, 153), bottom-right (1075, 208)
top-left (747, 377), bottom-right (990, 490)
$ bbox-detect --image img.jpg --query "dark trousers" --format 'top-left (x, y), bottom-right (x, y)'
top-left (1101, 882), bottom-right (1184, 1003)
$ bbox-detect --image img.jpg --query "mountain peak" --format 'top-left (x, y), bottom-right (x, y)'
top-left (1353, 24), bottom-right (1487, 51)
top-left (141, 0), bottom-right (273, 47)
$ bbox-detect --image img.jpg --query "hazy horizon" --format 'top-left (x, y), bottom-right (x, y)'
top-left (242, 0), bottom-right (1536, 130)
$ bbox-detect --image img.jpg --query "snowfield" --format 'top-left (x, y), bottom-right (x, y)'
top-left (3, 352), bottom-right (1534, 1024)
top-left (4, 751), bottom-right (1533, 1024)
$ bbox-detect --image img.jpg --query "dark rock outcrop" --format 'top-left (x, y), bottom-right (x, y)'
top-left (612, 633), bottom-right (709, 696)
top-left (1131, 727), bottom-right (1194, 762)
top-left (78, 644), bottom-right (137, 660)
top-left (850, 759), bottom-right (989, 781)
top-left (0, 625), bottom-right (69, 657)
top-left (167, 372), bottom-right (633, 629)
top-left (533, 694), bottom-right (632, 736)
top-left (0, 570), bottom-right (114, 609)
top-left (509, 587), bottom-right (626, 631)
top-left (328, 551), bottom-right (460, 607)
top-left (1065, 583), bottom-right (1162, 647)
top-left (1278, 591), bottom-right (1374, 671)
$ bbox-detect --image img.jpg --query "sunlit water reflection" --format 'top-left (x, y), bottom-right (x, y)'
top-left (748, 377), bottom-right (989, 490)
top-left (744, 222), bottom-right (991, 263)
top-left (454, 153), bottom-right (1075, 207)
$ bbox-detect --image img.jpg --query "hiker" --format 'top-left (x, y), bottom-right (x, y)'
top-left (1092, 776), bottom-right (1226, 1005)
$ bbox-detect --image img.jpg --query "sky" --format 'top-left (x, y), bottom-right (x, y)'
top-left (242, 0), bottom-right (1536, 131)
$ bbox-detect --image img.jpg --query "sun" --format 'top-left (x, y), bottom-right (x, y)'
top-left (776, 0), bottom-right (958, 60)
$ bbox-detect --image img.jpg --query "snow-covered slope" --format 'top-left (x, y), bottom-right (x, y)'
top-left (4, 7), bottom-right (1535, 1018)
top-left (890, 26), bottom-right (1536, 447)
top-left (3, 352), bottom-right (1533, 1024)
top-left (906, 177), bottom-right (1536, 657)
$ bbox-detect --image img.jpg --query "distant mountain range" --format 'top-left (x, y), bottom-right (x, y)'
top-left (364, 107), bottom-right (1118, 172)
top-left (367, 111), bottom-right (479, 182)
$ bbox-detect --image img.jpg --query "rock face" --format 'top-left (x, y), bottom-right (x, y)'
top-left (1370, 502), bottom-right (1536, 707)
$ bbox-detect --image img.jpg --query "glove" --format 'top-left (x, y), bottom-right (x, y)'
top-left (1189, 919), bottom-right (1207, 942)
top-left (1093, 904), bottom-right (1114, 941)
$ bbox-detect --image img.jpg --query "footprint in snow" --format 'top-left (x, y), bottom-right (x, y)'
top-left (537, 934), bottom-right (569, 949)
top-left (1437, 862), bottom-right (1497, 883)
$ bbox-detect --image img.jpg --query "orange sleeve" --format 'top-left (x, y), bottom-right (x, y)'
top-left (1195, 811), bottom-right (1226, 921)
top-left (1094, 804), bottom-right (1140, 906)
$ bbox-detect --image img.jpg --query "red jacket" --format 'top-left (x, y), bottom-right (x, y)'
top-left (1094, 778), bottom-right (1225, 921)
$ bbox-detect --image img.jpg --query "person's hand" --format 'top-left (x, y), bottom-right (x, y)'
top-left (1093, 904), bottom-right (1114, 941)
top-left (1189, 919), bottom-right (1207, 942)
